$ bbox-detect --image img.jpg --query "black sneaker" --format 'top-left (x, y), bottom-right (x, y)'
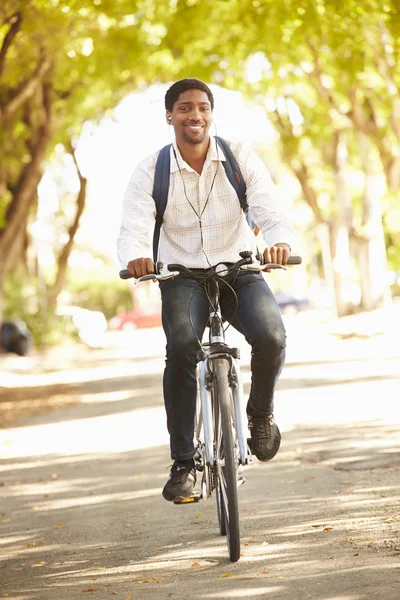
top-left (162, 460), bottom-right (197, 502)
top-left (248, 413), bottom-right (281, 462)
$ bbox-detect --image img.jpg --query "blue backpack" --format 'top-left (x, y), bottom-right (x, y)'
top-left (152, 136), bottom-right (250, 262)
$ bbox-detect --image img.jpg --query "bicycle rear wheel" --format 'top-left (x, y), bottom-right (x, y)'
top-left (214, 358), bottom-right (240, 562)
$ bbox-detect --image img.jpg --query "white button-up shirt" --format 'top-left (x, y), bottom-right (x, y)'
top-left (117, 137), bottom-right (295, 268)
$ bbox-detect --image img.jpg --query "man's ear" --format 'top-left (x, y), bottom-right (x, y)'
top-left (166, 112), bottom-right (172, 125)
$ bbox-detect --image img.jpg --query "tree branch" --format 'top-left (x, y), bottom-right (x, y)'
top-left (0, 57), bottom-right (51, 120)
top-left (48, 144), bottom-right (87, 309)
top-left (0, 11), bottom-right (22, 77)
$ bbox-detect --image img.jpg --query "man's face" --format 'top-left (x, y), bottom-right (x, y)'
top-left (167, 89), bottom-right (212, 145)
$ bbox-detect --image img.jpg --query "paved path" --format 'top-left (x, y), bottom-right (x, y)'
top-left (1, 313), bottom-right (399, 600)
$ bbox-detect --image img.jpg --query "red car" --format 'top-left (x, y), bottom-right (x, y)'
top-left (109, 308), bottom-right (161, 330)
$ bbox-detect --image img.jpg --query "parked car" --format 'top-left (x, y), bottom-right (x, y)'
top-left (274, 291), bottom-right (310, 314)
top-left (56, 306), bottom-right (108, 345)
top-left (0, 319), bottom-right (32, 356)
top-left (109, 308), bottom-right (161, 330)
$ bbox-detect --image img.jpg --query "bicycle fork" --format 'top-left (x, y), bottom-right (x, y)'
top-left (198, 356), bottom-right (250, 468)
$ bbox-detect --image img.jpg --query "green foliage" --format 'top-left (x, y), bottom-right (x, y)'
top-left (2, 271), bottom-right (69, 349)
top-left (66, 271), bottom-right (134, 321)
top-left (382, 191), bottom-right (400, 271)
top-left (2, 0), bottom-right (400, 319)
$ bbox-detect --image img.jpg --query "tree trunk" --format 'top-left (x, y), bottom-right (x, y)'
top-left (47, 146), bottom-right (88, 310)
top-left (0, 83), bottom-right (51, 281)
top-left (355, 131), bottom-right (391, 310)
top-left (330, 132), bottom-right (355, 317)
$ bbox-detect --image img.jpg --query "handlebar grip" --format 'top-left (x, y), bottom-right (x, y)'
top-left (119, 269), bottom-right (132, 279)
top-left (287, 256), bottom-right (302, 265)
top-left (167, 263), bottom-right (191, 274)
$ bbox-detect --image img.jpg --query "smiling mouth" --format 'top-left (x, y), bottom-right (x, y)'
top-left (185, 124), bottom-right (203, 131)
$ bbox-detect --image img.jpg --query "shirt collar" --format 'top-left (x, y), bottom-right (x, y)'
top-left (170, 136), bottom-right (226, 174)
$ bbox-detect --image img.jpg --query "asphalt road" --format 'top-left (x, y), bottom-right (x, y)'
top-left (1, 314), bottom-right (400, 600)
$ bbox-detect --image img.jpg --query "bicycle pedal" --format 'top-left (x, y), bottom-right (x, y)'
top-left (173, 494), bottom-right (201, 505)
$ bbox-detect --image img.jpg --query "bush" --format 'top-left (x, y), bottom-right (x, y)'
top-left (66, 271), bottom-right (134, 321)
top-left (2, 272), bottom-right (70, 349)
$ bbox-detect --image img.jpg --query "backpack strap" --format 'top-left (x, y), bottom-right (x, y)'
top-left (215, 136), bottom-right (249, 214)
top-left (152, 144), bottom-right (171, 263)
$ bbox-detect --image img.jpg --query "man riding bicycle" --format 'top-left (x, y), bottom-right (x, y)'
top-left (117, 78), bottom-right (295, 502)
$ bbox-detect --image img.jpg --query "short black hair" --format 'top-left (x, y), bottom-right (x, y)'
top-left (165, 78), bottom-right (214, 112)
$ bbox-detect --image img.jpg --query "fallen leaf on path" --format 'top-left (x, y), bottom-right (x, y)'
top-left (124, 596), bottom-right (132, 600)
top-left (27, 542), bottom-right (36, 547)
top-left (353, 553), bottom-right (359, 556)
top-left (324, 527), bottom-right (333, 531)
top-left (261, 570), bottom-right (269, 574)
top-left (31, 561), bottom-right (46, 566)
top-left (54, 524), bottom-right (68, 529)
top-left (82, 588), bottom-right (99, 592)
top-left (220, 573), bottom-right (232, 578)
top-left (311, 524), bottom-right (322, 528)
top-left (195, 514), bottom-right (203, 519)
top-left (191, 562), bottom-right (201, 568)
top-left (0, 519), bottom-right (11, 524)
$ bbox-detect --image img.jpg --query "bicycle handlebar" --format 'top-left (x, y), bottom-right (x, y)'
top-left (119, 254), bottom-right (302, 282)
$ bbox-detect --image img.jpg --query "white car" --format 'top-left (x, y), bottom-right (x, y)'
top-left (56, 306), bottom-right (107, 346)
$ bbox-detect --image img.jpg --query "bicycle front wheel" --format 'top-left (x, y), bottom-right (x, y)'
top-left (214, 358), bottom-right (240, 562)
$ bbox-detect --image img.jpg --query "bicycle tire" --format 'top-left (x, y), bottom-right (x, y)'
top-left (214, 358), bottom-right (240, 562)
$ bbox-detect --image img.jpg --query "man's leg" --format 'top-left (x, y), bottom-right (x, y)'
top-left (159, 276), bottom-right (209, 461)
top-left (221, 271), bottom-right (286, 461)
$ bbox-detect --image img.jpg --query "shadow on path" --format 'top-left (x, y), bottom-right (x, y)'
top-left (1, 421), bottom-right (399, 600)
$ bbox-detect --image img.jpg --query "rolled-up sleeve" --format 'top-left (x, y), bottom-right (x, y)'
top-left (117, 161), bottom-right (157, 268)
top-left (236, 144), bottom-right (296, 249)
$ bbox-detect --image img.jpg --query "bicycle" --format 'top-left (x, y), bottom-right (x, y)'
top-left (120, 251), bottom-right (301, 562)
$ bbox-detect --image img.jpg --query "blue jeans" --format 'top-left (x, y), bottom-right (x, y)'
top-left (159, 271), bottom-right (286, 461)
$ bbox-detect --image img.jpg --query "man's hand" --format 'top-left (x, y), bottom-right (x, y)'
top-left (127, 257), bottom-right (155, 278)
top-left (263, 243), bottom-right (291, 272)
